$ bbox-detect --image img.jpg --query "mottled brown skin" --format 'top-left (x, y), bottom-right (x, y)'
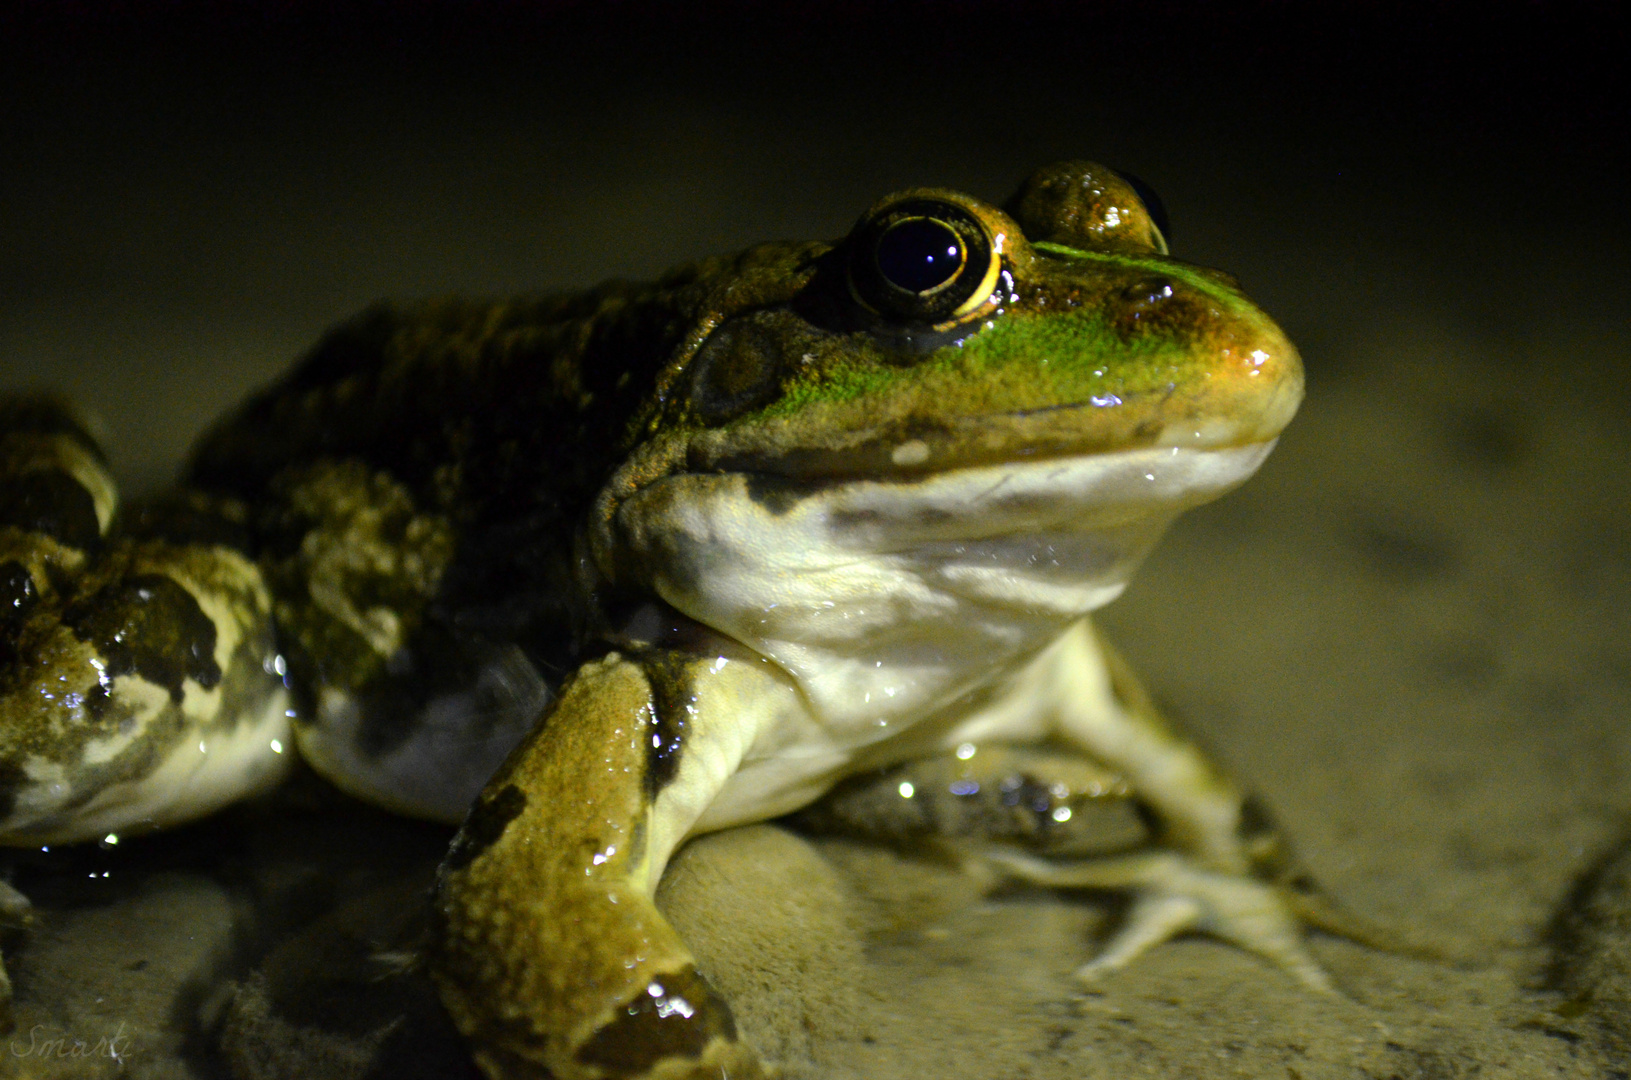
top-left (185, 285), bottom-right (731, 756)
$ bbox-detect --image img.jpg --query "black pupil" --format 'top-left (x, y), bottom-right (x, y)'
top-left (874, 218), bottom-right (965, 294)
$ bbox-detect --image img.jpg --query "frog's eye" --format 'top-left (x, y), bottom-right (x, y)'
top-left (847, 198), bottom-right (1002, 326)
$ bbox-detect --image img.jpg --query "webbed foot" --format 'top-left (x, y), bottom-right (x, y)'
top-left (982, 847), bottom-right (1338, 994)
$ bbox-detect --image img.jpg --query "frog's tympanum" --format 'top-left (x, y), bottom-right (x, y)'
top-left (1, 162), bottom-right (1334, 1078)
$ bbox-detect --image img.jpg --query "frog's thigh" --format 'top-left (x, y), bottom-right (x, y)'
top-left (0, 398), bottom-right (291, 846)
top-left (994, 618), bottom-right (1334, 993)
top-left (261, 459), bottom-right (545, 824)
top-left (432, 650), bottom-right (783, 1080)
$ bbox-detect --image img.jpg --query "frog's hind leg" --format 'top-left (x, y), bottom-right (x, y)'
top-left (789, 732), bottom-right (1340, 993)
top-left (788, 742), bottom-right (1147, 858)
top-left (0, 396), bottom-right (294, 1015)
top-left (247, 457), bottom-right (550, 826)
top-left (987, 619), bottom-right (1389, 994)
top-left (0, 396), bottom-right (293, 845)
top-left (433, 649), bottom-right (786, 1080)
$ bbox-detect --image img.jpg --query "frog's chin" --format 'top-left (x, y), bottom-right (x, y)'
top-left (598, 441), bottom-right (1275, 732)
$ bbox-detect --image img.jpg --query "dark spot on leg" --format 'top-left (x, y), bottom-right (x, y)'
top-left (0, 470), bottom-right (102, 551)
top-left (62, 574), bottom-right (221, 702)
top-left (638, 652), bottom-right (694, 797)
top-left (443, 783), bottom-right (526, 872)
top-left (574, 964), bottom-right (737, 1074)
top-left (1001, 773), bottom-right (1061, 824)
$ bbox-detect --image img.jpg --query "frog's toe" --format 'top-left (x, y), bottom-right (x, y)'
top-left (982, 847), bottom-right (1336, 995)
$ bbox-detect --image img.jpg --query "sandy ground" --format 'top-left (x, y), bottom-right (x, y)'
top-left (1, 7), bottom-right (1628, 1078)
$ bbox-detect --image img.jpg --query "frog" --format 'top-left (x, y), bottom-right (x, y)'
top-left (0, 160), bottom-right (1338, 1079)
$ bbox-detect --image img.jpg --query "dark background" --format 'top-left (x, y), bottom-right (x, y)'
top-left (1, 0), bottom-right (1626, 491)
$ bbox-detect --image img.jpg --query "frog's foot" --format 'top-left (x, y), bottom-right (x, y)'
top-left (982, 846), bottom-right (1337, 995)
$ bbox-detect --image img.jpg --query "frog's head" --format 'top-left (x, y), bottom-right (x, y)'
top-left (633, 159), bottom-right (1301, 480)
top-left (595, 162), bottom-right (1302, 717)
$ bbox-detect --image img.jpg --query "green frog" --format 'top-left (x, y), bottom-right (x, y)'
top-left (0, 161), bottom-right (1337, 1078)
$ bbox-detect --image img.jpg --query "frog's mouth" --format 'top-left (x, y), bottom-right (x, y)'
top-left (675, 378), bottom-right (1301, 483)
top-left (591, 385), bottom-right (1299, 597)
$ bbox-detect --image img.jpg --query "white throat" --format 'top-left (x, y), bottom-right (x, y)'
top-left (611, 442), bottom-right (1274, 740)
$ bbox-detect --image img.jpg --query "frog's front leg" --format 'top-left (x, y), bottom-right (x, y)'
top-left (433, 649), bottom-right (792, 1080)
top-left (995, 618), bottom-right (1339, 993)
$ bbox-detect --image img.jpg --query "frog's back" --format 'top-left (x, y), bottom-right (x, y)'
top-left (189, 284), bottom-right (675, 515)
top-left (178, 281), bottom-right (694, 820)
